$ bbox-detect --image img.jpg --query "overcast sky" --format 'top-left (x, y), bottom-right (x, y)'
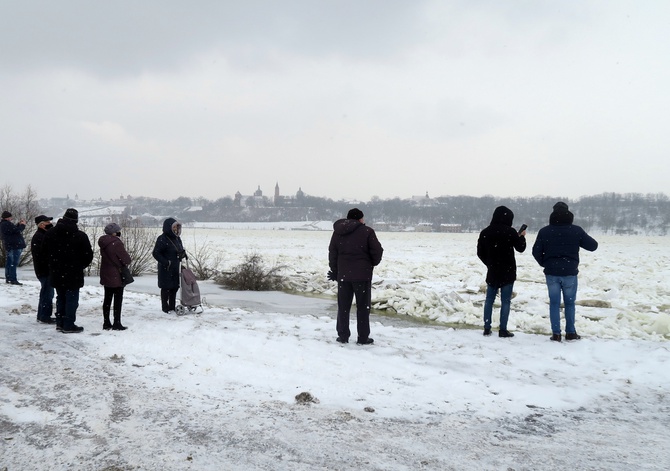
top-left (1, 0), bottom-right (669, 202)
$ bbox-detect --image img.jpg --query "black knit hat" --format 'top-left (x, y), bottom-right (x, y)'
top-left (347, 208), bottom-right (364, 220)
top-left (1, 211), bottom-right (11, 219)
top-left (553, 201), bottom-right (569, 212)
top-left (63, 208), bottom-right (79, 222)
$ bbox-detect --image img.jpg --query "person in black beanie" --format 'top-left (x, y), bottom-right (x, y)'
top-left (43, 208), bottom-right (94, 333)
top-left (533, 202), bottom-right (598, 341)
top-left (328, 208), bottom-right (383, 345)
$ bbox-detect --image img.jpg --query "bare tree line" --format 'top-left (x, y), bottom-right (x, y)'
top-left (4, 185), bottom-right (669, 279)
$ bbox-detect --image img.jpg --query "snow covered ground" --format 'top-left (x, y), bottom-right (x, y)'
top-left (187, 227), bottom-right (670, 340)
top-left (1, 229), bottom-right (669, 470)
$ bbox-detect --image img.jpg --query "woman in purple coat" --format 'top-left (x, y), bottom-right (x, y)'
top-left (98, 223), bottom-right (132, 330)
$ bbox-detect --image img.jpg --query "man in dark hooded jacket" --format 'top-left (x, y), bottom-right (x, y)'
top-left (43, 208), bottom-right (94, 333)
top-left (477, 206), bottom-right (526, 337)
top-left (328, 208), bottom-right (383, 345)
top-left (152, 217), bottom-right (187, 314)
top-left (532, 202), bottom-right (598, 342)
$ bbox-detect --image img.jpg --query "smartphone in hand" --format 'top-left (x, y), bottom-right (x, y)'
top-left (518, 224), bottom-right (528, 234)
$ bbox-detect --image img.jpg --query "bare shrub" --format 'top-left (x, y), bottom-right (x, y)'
top-left (81, 218), bottom-right (156, 277)
top-left (119, 218), bottom-right (156, 276)
top-left (186, 235), bottom-right (224, 280)
top-left (79, 221), bottom-right (101, 276)
top-left (216, 253), bottom-right (286, 291)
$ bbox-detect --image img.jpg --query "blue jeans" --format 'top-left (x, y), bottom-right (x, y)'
top-left (37, 275), bottom-right (54, 321)
top-left (5, 248), bottom-right (22, 282)
top-left (56, 288), bottom-right (80, 330)
top-left (546, 275), bottom-right (578, 334)
top-left (483, 283), bottom-right (514, 331)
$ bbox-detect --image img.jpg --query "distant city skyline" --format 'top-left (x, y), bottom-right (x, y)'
top-left (35, 183), bottom-right (667, 205)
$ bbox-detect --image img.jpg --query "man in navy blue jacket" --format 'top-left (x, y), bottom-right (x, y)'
top-left (532, 202), bottom-right (598, 341)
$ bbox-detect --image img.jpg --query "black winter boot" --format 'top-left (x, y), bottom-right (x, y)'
top-left (112, 311), bottom-right (127, 331)
top-left (103, 308), bottom-right (112, 330)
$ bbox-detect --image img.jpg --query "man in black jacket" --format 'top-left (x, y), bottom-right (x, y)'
top-left (532, 202), bottom-right (598, 342)
top-left (43, 209), bottom-right (93, 333)
top-left (328, 208), bottom-right (383, 345)
top-left (31, 215), bottom-right (55, 324)
top-left (477, 206), bottom-right (527, 338)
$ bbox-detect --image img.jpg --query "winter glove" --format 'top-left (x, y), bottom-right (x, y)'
top-left (327, 270), bottom-right (337, 281)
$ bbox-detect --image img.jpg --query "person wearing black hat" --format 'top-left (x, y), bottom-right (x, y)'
top-left (98, 222), bottom-right (132, 330)
top-left (1, 210), bottom-right (27, 285)
top-left (31, 215), bottom-right (55, 323)
top-left (328, 208), bottom-right (384, 345)
top-left (43, 208), bottom-right (94, 333)
top-left (532, 202), bottom-right (598, 342)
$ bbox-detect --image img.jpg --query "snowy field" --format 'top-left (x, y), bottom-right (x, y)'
top-left (1, 228), bottom-right (669, 470)
top-left (187, 225), bottom-right (670, 340)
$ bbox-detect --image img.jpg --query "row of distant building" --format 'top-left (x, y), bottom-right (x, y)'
top-left (42, 185), bottom-right (441, 210)
top-left (234, 183), bottom-right (307, 207)
top-left (37, 185), bottom-right (461, 232)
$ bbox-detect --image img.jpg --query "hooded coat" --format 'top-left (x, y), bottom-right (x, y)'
top-left (477, 206), bottom-right (526, 287)
top-left (328, 218), bottom-right (383, 282)
top-left (532, 209), bottom-right (598, 276)
top-left (152, 218), bottom-right (186, 290)
top-left (98, 234), bottom-right (132, 288)
top-left (43, 218), bottom-right (94, 289)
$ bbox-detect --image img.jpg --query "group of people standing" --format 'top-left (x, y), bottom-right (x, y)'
top-left (477, 202), bottom-right (598, 341)
top-left (2, 208), bottom-right (98, 333)
top-left (2, 208), bottom-right (188, 333)
top-left (328, 202), bottom-right (598, 346)
top-left (4, 203), bottom-right (597, 342)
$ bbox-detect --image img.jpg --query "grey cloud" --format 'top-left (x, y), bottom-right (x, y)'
top-left (0, 0), bottom-right (426, 76)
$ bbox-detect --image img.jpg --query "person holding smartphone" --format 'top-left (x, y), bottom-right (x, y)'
top-left (477, 206), bottom-right (527, 338)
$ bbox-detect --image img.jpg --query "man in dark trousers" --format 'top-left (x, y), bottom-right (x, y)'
top-left (1, 210), bottom-right (27, 285)
top-left (31, 214), bottom-right (56, 324)
top-left (477, 206), bottom-right (527, 338)
top-left (43, 208), bottom-right (94, 333)
top-left (328, 208), bottom-right (383, 345)
top-left (532, 202), bottom-right (598, 342)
